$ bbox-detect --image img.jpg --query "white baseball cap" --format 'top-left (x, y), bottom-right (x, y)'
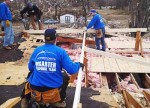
top-left (10, 0), bottom-right (13, 1)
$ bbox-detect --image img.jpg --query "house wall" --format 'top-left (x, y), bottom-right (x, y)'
top-left (60, 14), bottom-right (76, 24)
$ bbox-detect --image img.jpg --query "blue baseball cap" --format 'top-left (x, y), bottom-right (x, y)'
top-left (90, 9), bottom-right (96, 13)
top-left (44, 29), bottom-right (56, 41)
top-left (27, 2), bottom-right (33, 8)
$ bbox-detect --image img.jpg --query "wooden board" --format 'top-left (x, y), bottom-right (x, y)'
top-left (90, 57), bottom-right (105, 72)
top-left (145, 74), bottom-right (150, 85)
top-left (0, 63), bottom-right (28, 85)
top-left (125, 91), bottom-right (143, 108)
top-left (103, 57), bottom-right (112, 72)
top-left (57, 36), bottom-right (95, 44)
top-left (116, 59), bottom-right (130, 72)
top-left (108, 58), bottom-right (121, 72)
top-left (0, 97), bottom-right (21, 108)
top-left (105, 28), bottom-right (147, 33)
top-left (23, 28), bottom-right (147, 34)
top-left (85, 47), bottom-right (150, 73)
top-left (85, 47), bottom-right (150, 67)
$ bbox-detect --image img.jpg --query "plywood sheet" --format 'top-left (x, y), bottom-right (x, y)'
top-left (0, 63), bottom-right (28, 85)
top-left (108, 58), bottom-right (121, 72)
top-left (103, 57), bottom-right (112, 72)
top-left (116, 59), bottom-right (131, 72)
top-left (90, 57), bottom-right (105, 72)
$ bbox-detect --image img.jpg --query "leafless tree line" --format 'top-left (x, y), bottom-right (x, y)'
top-left (0, 0), bottom-right (149, 28)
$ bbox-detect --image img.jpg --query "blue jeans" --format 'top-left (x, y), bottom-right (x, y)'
top-left (95, 27), bottom-right (106, 51)
top-left (1, 21), bottom-right (14, 47)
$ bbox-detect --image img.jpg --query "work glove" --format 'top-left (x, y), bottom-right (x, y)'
top-left (6, 20), bottom-right (10, 27)
top-left (79, 62), bottom-right (84, 70)
top-left (84, 29), bottom-right (87, 32)
top-left (22, 19), bottom-right (26, 23)
top-left (38, 20), bottom-right (41, 23)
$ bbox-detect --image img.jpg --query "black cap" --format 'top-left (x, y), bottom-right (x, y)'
top-left (44, 29), bottom-right (56, 41)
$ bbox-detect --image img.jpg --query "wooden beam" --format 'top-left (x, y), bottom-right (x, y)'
top-left (85, 47), bottom-right (150, 67)
top-left (145, 74), bottom-right (150, 85)
top-left (99, 73), bottom-right (103, 87)
top-left (109, 50), bottom-right (150, 54)
top-left (84, 52), bottom-right (88, 87)
top-left (0, 97), bottom-right (21, 108)
top-left (105, 28), bottom-right (147, 33)
top-left (57, 36), bottom-right (95, 44)
top-left (115, 73), bottom-right (121, 92)
top-left (139, 36), bottom-right (144, 57)
top-left (23, 28), bottom-right (94, 34)
top-left (130, 73), bottom-right (140, 89)
top-left (23, 28), bottom-right (147, 34)
top-left (125, 90), bottom-right (143, 108)
top-left (143, 90), bottom-right (150, 102)
top-left (122, 90), bottom-right (131, 108)
top-left (142, 90), bottom-right (150, 107)
top-left (135, 31), bottom-right (141, 51)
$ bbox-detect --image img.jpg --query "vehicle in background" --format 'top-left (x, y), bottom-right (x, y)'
top-left (44, 19), bottom-right (59, 24)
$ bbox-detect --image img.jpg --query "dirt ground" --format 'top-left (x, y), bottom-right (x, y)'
top-left (0, 9), bottom-right (148, 107)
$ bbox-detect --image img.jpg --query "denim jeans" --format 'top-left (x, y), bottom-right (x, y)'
top-left (95, 27), bottom-right (106, 51)
top-left (1, 21), bottom-right (14, 47)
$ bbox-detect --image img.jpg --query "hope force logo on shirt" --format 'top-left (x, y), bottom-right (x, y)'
top-left (36, 61), bottom-right (56, 72)
top-left (35, 51), bottom-right (57, 73)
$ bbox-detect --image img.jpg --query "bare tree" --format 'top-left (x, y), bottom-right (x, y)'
top-left (129, 0), bottom-right (150, 28)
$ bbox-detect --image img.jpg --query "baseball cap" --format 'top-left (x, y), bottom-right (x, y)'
top-left (10, 0), bottom-right (13, 1)
top-left (90, 9), bottom-right (96, 13)
top-left (44, 29), bottom-right (57, 41)
top-left (27, 2), bottom-right (33, 8)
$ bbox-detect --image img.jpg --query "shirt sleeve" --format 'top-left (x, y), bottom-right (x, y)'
top-left (20, 7), bottom-right (27, 19)
top-left (86, 15), bottom-right (98, 29)
top-left (34, 5), bottom-right (41, 19)
top-left (28, 52), bottom-right (35, 72)
top-left (0, 5), bottom-right (7, 20)
top-left (61, 50), bottom-right (80, 75)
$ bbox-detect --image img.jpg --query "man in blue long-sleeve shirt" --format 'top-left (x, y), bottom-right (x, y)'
top-left (86, 9), bottom-right (106, 51)
top-left (21, 29), bottom-right (84, 108)
top-left (0, 0), bottom-right (16, 50)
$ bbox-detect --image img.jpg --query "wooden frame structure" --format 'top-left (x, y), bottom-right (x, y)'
top-left (2, 28), bottom-right (148, 108)
top-left (115, 73), bottom-right (150, 108)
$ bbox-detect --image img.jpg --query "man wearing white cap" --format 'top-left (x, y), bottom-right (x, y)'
top-left (0, 0), bottom-right (16, 50)
top-left (86, 9), bottom-right (106, 51)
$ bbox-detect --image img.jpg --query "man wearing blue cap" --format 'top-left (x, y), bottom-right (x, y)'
top-left (21, 29), bottom-right (84, 108)
top-left (86, 9), bottom-right (106, 51)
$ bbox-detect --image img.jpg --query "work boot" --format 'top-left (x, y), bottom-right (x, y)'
top-left (3, 46), bottom-right (12, 50)
top-left (21, 98), bottom-right (29, 108)
top-left (52, 101), bottom-right (66, 108)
